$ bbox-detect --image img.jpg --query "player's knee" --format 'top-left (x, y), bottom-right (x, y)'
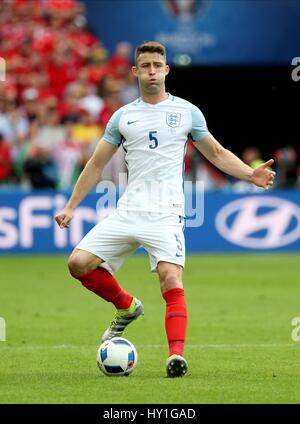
top-left (68, 254), bottom-right (89, 278)
top-left (68, 250), bottom-right (103, 278)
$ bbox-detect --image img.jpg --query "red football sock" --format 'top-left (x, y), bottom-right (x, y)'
top-left (75, 267), bottom-right (133, 310)
top-left (163, 288), bottom-right (187, 357)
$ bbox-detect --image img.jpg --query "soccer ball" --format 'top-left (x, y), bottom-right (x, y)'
top-left (97, 337), bottom-right (138, 376)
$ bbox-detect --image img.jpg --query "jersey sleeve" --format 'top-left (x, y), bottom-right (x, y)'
top-left (189, 104), bottom-right (210, 142)
top-left (103, 107), bottom-right (124, 146)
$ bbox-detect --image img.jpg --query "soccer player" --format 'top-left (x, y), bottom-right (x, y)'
top-left (55, 41), bottom-right (275, 377)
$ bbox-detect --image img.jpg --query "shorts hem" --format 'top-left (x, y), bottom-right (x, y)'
top-left (151, 257), bottom-right (185, 273)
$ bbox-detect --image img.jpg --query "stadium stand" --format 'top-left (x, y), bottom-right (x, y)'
top-left (0, 0), bottom-right (129, 188)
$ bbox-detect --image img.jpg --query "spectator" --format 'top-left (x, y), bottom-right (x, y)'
top-left (64, 66), bottom-right (97, 99)
top-left (0, 99), bottom-right (29, 146)
top-left (0, 133), bottom-right (12, 183)
top-left (71, 109), bottom-right (102, 161)
top-left (99, 88), bottom-right (123, 127)
top-left (119, 69), bottom-right (139, 104)
top-left (242, 147), bottom-right (264, 169)
top-left (24, 145), bottom-right (58, 189)
top-left (46, 47), bottom-right (76, 99)
top-left (58, 94), bottom-right (81, 124)
top-left (273, 146), bottom-right (298, 188)
top-left (53, 122), bottom-right (82, 189)
top-left (13, 119), bottom-right (37, 184)
top-left (108, 41), bottom-right (132, 80)
top-left (34, 109), bottom-right (65, 151)
top-left (64, 68), bottom-right (104, 120)
top-left (86, 44), bottom-right (109, 85)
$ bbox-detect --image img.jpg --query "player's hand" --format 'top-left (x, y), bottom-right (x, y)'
top-left (55, 207), bottom-right (74, 229)
top-left (250, 159), bottom-right (276, 189)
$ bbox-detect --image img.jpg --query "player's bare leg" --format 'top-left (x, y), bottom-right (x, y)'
top-left (157, 261), bottom-right (188, 377)
top-left (68, 249), bottom-right (103, 277)
top-left (68, 249), bottom-right (143, 341)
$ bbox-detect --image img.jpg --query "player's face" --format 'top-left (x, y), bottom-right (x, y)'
top-left (132, 53), bottom-right (169, 95)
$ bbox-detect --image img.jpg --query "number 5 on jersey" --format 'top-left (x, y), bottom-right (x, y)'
top-left (149, 131), bottom-right (158, 149)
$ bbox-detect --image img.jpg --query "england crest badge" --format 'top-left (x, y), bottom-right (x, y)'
top-left (166, 112), bottom-right (181, 128)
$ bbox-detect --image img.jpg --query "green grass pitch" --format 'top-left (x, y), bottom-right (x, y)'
top-left (1, 254), bottom-right (300, 404)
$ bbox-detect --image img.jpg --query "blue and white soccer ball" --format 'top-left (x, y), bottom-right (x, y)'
top-left (97, 337), bottom-right (138, 376)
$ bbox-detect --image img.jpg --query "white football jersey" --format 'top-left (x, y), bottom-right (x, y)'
top-left (103, 94), bottom-right (209, 216)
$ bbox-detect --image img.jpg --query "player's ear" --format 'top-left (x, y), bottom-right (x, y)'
top-left (165, 64), bottom-right (170, 76)
top-left (132, 66), bottom-right (138, 77)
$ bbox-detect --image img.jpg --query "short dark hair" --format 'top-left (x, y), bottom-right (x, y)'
top-left (135, 41), bottom-right (166, 64)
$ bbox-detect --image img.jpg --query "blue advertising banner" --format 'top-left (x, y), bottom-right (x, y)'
top-left (83, 0), bottom-right (300, 65)
top-left (1, 190), bottom-right (300, 254)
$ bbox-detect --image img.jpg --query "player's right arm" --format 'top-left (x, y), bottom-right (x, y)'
top-left (55, 139), bottom-right (117, 229)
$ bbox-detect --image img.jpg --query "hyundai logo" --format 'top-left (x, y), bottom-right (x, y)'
top-left (215, 196), bottom-right (300, 249)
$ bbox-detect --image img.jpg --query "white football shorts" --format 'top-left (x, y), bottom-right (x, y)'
top-left (76, 209), bottom-right (185, 273)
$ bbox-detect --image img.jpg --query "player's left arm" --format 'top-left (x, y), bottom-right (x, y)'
top-left (193, 134), bottom-right (276, 189)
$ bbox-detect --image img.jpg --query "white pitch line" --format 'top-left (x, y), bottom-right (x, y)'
top-left (139, 343), bottom-right (298, 349)
top-left (0, 343), bottom-right (297, 350)
top-left (139, 343), bottom-right (297, 349)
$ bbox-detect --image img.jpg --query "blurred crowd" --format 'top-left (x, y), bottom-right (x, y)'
top-left (0, 0), bottom-right (299, 191)
top-left (0, 0), bottom-right (135, 189)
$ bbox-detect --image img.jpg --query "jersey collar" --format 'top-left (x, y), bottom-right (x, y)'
top-left (139, 93), bottom-right (173, 106)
